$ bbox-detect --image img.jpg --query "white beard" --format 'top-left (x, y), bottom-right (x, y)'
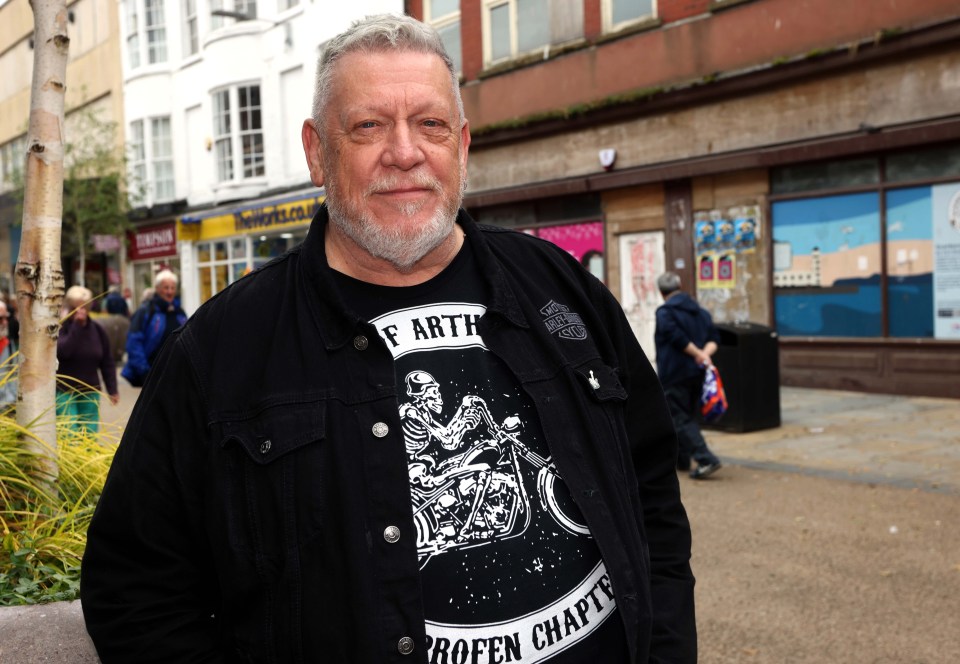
top-left (325, 169), bottom-right (465, 273)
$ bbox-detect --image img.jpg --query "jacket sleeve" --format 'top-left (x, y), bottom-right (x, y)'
top-left (603, 288), bottom-right (698, 662)
top-left (124, 307), bottom-right (150, 377)
top-left (95, 323), bottom-right (118, 396)
top-left (81, 332), bottom-right (224, 663)
top-left (656, 306), bottom-right (691, 352)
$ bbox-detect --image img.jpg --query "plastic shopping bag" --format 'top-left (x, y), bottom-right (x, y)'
top-left (700, 365), bottom-right (728, 423)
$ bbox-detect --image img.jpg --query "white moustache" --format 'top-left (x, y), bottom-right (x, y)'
top-left (367, 172), bottom-right (442, 195)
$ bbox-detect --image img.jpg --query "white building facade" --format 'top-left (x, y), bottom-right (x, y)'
top-left (119, 0), bottom-right (402, 313)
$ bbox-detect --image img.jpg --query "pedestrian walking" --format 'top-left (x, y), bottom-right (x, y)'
top-left (655, 271), bottom-right (723, 479)
top-left (82, 15), bottom-right (696, 663)
top-left (121, 270), bottom-right (187, 387)
top-left (56, 286), bottom-right (119, 433)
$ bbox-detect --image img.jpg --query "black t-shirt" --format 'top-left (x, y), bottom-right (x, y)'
top-left (333, 239), bottom-right (630, 663)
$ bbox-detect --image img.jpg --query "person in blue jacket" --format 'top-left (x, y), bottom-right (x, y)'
top-left (121, 269), bottom-right (187, 387)
top-left (654, 271), bottom-right (723, 479)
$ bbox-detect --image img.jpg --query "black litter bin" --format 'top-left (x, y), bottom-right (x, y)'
top-left (706, 322), bottom-right (781, 432)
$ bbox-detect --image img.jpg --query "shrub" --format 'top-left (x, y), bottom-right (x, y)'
top-left (0, 403), bottom-right (120, 605)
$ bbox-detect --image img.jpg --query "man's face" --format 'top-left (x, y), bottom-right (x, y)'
top-left (303, 50), bottom-right (470, 271)
top-left (156, 279), bottom-right (177, 303)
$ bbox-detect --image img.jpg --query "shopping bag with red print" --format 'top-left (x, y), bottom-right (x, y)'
top-left (700, 365), bottom-right (728, 423)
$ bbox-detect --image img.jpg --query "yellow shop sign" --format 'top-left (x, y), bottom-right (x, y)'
top-left (179, 191), bottom-right (326, 241)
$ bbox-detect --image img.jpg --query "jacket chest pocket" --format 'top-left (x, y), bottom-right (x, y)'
top-left (216, 402), bottom-right (327, 558)
top-left (573, 359), bottom-right (631, 478)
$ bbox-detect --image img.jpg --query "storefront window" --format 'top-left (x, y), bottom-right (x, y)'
top-left (887, 183), bottom-right (960, 339)
top-left (197, 238), bottom-right (249, 302)
top-left (770, 157), bottom-right (878, 194)
top-left (773, 193), bottom-right (882, 337)
top-left (886, 187), bottom-right (933, 337)
top-left (252, 231), bottom-right (305, 268)
top-left (886, 144), bottom-right (960, 183)
top-left (772, 144), bottom-right (960, 340)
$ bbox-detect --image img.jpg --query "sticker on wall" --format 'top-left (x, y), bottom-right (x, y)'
top-left (715, 219), bottom-right (736, 252)
top-left (697, 254), bottom-right (717, 289)
top-left (717, 254), bottom-right (736, 288)
top-left (735, 217), bottom-right (757, 254)
top-left (695, 220), bottom-right (717, 256)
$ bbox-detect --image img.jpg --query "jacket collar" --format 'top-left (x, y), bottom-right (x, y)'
top-left (299, 204), bottom-right (526, 350)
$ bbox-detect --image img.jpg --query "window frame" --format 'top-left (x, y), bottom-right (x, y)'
top-left (426, 0), bottom-right (462, 74)
top-left (124, 0), bottom-right (168, 69)
top-left (481, 0), bottom-right (584, 67)
top-left (196, 237), bottom-right (251, 302)
top-left (601, 0), bottom-right (657, 33)
top-left (128, 116), bottom-right (175, 206)
top-left (211, 83), bottom-right (265, 183)
top-left (769, 143), bottom-right (960, 341)
top-left (143, 0), bottom-right (167, 64)
top-left (125, 0), bottom-right (141, 69)
top-left (182, 0), bottom-right (198, 57)
top-left (149, 117), bottom-right (175, 202)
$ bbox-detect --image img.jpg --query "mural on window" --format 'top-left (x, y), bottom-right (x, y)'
top-left (773, 193), bottom-right (882, 337)
top-left (886, 187), bottom-right (934, 338)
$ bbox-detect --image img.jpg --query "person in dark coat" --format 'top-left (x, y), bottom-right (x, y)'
top-left (57, 286), bottom-right (119, 433)
top-left (654, 271), bottom-right (723, 478)
top-left (121, 270), bottom-right (187, 387)
top-left (105, 286), bottom-right (130, 317)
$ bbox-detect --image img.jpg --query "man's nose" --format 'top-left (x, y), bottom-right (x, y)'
top-left (381, 124), bottom-right (424, 170)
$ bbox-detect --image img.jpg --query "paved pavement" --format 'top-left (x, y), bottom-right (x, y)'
top-left (703, 386), bottom-right (960, 494)
top-left (1, 377), bottom-right (958, 663)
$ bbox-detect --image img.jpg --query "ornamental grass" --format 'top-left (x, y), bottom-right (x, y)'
top-left (0, 366), bottom-right (121, 606)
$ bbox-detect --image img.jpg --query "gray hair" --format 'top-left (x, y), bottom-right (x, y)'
top-left (657, 271), bottom-right (682, 296)
top-left (154, 269), bottom-right (179, 288)
top-left (311, 14), bottom-right (464, 134)
top-left (65, 285), bottom-right (94, 308)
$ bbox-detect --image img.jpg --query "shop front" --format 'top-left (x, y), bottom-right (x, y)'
top-left (127, 221), bottom-right (181, 307)
top-left (176, 189), bottom-right (325, 313)
top-left (769, 143), bottom-right (960, 397)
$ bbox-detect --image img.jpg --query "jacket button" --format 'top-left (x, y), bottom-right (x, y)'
top-left (383, 526), bottom-right (400, 543)
top-left (372, 422), bottom-right (389, 438)
top-left (353, 335), bottom-right (369, 351)
top-left (397, 636), bottom-right (414, 655)
top-left (259, 440), bottom-right (272, 454)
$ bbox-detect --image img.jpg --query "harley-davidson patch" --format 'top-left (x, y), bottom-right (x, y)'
top-left (540, 300), bottom-right (588, 341)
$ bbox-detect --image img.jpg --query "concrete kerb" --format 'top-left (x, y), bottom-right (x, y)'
top-left (0, 601), bottom-right (99, 663)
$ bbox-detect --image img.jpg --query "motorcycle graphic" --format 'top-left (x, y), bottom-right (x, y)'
top-left (403, 385), bottom-right (590, 570)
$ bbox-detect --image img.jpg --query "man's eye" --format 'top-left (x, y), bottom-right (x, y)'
top-left (358, 121), bottom-right (378, 129)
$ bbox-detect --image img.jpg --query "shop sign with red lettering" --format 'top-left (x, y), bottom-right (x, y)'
top-left (128, 223), bottom-right (177, 260)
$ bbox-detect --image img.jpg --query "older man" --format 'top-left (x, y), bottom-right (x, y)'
top-left (120, 269), bottom-right (187, 386)
top-left (82, 15), bottom-right (695, 663)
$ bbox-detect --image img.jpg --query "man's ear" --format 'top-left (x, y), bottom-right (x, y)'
top-left (459, 119), bottom-right (471, 179)
top-left (302, 119), bottom-right (325, 187)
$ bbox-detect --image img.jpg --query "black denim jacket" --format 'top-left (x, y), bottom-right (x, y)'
top-left (82, 207), bottom-right (696, 663)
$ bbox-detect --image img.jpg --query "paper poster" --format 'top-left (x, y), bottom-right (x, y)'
top-left (933, 183), bottom-right (960, 339)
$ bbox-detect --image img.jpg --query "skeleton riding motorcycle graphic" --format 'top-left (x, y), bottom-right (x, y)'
top-left (400, 370), bottom-right (590, 570)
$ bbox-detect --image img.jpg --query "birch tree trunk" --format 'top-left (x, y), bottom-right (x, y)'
top-left (78, 232), bottom-right (86, 287)
top-left (16, 0), bottom-right (70, 481)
